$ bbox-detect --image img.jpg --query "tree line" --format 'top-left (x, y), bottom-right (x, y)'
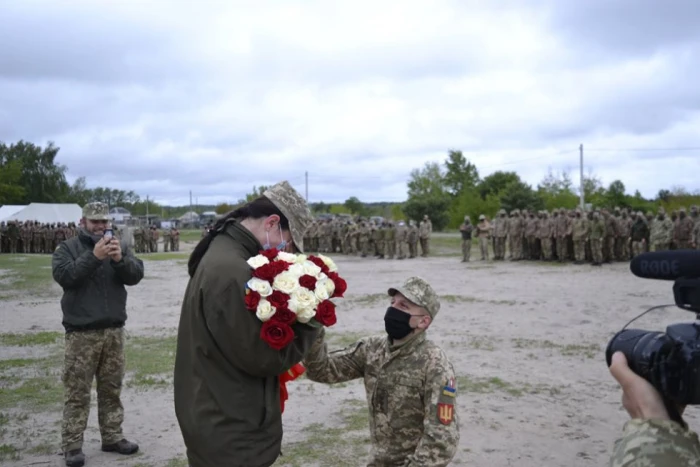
top-left (2, 141), bottom-right (697, 229)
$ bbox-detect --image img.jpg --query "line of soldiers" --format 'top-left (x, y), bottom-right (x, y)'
top-left (133, 225), bottom-right (180, 253)
top-left (302, 215), bottom-right (434, 259)
top-left (0, 221), bottom-right (80, 254)
top-left (461, 205), bottom-right (700, 265)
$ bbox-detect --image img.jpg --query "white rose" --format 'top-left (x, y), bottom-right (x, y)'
top-left (288, 288), bottom-right (318, 315)
top-left (287, 263), bottom-right (305, 278)
top-left (318, 254), bottom-right (338, 273)
top-left (273, 271), bottom-right (300, 295)
top-left (255, 299), bottom-right (276, 321)
top-left (276, 251), bottom-right (297, 263)
top-left (296, 306), bottom-right (316, 324)
top-left (314, 279), bottom-right (331, 301)
top-left (293, 254), bottom-right (308, 264)
top-left (301, 260), bottom-right (322, 277)
top-left (321, 276), bottom-right (335, 296)
top-left (247, 278), bottom-right (272, 297)
top-left (247, 254), bottom-right (270, 269)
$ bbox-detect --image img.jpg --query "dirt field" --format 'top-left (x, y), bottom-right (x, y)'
top-left (0, 233), bottom-right (696, 466)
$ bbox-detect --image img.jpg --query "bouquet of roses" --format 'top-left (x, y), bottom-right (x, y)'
top-left (244, 248), bottom-right (347, 412)
top-left (245, 248), bottom-right (347, 348)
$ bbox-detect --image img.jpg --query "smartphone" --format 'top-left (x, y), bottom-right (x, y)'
top-left (103, 229), bottom-right (114, 240)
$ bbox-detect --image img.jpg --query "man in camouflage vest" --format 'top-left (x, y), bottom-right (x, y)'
top-left (303, 276), bottom-right (459, 466)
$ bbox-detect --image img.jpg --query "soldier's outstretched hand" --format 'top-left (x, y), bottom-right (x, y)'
top-left (609, 352), bottom-right (672, 421)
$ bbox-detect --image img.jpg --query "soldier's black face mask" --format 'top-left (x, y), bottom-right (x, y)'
top-left (384, 306), bottom-right (414, 340)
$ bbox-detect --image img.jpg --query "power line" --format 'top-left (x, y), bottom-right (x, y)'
top-left (586, 147), bottom-right (700, 152)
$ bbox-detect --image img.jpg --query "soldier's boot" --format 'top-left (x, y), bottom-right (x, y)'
top-left (65, 449), bottom-right (86, 467)
top-left (102, 438), bottom-right (139, 455)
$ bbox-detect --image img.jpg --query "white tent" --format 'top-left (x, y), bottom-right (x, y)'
top-left (0, 205), bottom-right (27, 221)
top-left (0, 203), bottom-right (82, 224)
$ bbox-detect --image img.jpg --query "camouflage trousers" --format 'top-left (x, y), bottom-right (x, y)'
top-left (408, 241), bottom-right (417, 258)
top-left (62, 328), bottom-right (126, 452)
top-left (590, 239), bottom-right (603, 264)
top-left (603, 237), bottom-right (615, 262)
top-left (632, 241), bottom-right (645, 258)
top-left (385, 241), bottom-right (395, 259)
top-left (478, 237), bottom-right (489, 260)
top-left (419, 238), bottom-right (429, 256)
top-left (556, 237), bottom-right (566, 261)
top-left (653, 242), bottom-right (670, 252)
top-left (574, 239), bottom-right (586, 262)
top-left (461, 239), bottom-right (471, 262)
top-left (397, 241), bottom-right (407, 259)
top-left (677, 240), bottom-right (692, 250)
top-left (510, 237), bottom-right (522, 260)
top-left (541, 238), bottom-right (553, 260)
top-left (494, 237), bottom-right (506, 259)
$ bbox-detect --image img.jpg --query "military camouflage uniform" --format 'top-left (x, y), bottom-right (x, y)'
top-left (418, 215), bottom-right (432, 257)
top-left (304, 277), bottom-right (459, 467)
top-left (610, 419), bottom-right (700, 466)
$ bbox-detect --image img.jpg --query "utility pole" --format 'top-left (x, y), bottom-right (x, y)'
top-left (189, 190), bottom-right (193, 213)
top-left (146, 195), bottom-right (149, 226)
top-left (305, 171), bottom-right (309, 202)
top-left (579, 144), bottom-right (585, 209)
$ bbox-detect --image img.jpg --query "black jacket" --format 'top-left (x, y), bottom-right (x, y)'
top-left (52, 229), bottom-right (144, 332)
top-left (174, 221), bottom-right (320, 467)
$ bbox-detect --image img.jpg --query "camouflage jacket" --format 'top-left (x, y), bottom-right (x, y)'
top-left (304, 330), bottom-right (459, 467)
top-left (677, 217), bottom-right (695, 241)
top-left (650, 217), bottom-right (674, 244)
top-left (610, 419), bottom-right (700, 466)
top-left (572, 217), bottom-right (589, 240)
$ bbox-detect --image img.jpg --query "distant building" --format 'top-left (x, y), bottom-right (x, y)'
top-left (109, 206), bottom-right (132, 223)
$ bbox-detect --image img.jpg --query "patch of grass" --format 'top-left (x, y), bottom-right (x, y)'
top-left (141, 252), bottom-right (190, 261)
top-left (428, 234), bottom-right (462, 257)
top-left (125, 335), bottom-right (177, 388)
top-left (0, 255), bottom-right (55, 297)
top-left (166, 458), bottom-right (190, 467)
top-left (0, 413), bottom-right (9, 426)
top-left (27, 441), bottom-right (56, 455)
top-left (0, 375), bottom-right (64, 411)
top-left (440, 295), bottom-right (519, 306)
top-left (457, 375), bottom-right (559, 398)
top-left (326, 331), bottom-right (366, 349)
top-left (179, 229), bottom-right (203, 243)
top-left (279, 402), bottom-right (370, 467)
top-left (0, 443), bottom-right (20, 461)
top-left (349, 293), bottom-right (385, 306)
top-left (512, 338), bottom-right (600, 359)
top-left (0, 331), bottom-right (63, 347)
top-left (465, 336), bottom-right (496, 351)
top-left (0, 358), bottom-right (42, 371)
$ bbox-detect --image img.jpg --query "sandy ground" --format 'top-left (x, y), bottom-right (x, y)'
top-left (1, 238), bottom-right (697, 467)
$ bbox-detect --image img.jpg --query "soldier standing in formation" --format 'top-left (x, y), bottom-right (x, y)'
top-left (475, 215), bottom-right (491, 261)
top-left (303, 276), bottom-right (459, 467)
top-left (418, 215), bottom-right (432, 257)
top-left (301, 216), bottom-right (431, 260)
top-left (459, 216), bottom-right (473, 262)
top-left (0, 221), bottom-right (78, 254)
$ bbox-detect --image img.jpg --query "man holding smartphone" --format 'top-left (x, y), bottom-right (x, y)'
top-left (52, 202), bottom-right (144, 467)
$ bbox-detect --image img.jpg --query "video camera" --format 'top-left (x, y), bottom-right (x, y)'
top-left (606, 250), bottom-right (700, 424)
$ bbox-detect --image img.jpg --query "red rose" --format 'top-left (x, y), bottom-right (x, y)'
top-left (259, 248), bottom-right (279, 261)
top-left (271, 307), bottom-right (297, 325)
top-left (268, 290), bottom-right (290, 309)
top-left (260, 320), bottom-right (295, 350)
top-left (298, 274), bottom-right (317, 290)
top-left (328, 272), bottom-right (347, 298)
top-left (307, 256), bottom-right (330, 275)
top-left (245, 289), bottom-right (261, 311)
top-left (315, 300), bottom-right (337, 327)
top-left (252, 260), bottom-right (289, 283)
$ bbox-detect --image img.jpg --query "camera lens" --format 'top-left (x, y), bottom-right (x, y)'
top-left (606, 329), bottom-right (669, 381)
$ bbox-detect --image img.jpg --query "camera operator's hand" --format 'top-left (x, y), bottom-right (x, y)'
top-left (107, 239), bottom-right (123, 262)
top-left (93, 237), bottom-right (111, 260)
top-left (610, 352), bottom-right (678, 421)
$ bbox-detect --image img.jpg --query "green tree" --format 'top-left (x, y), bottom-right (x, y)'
top-left (582, 172), bottom-right (607, 207)
top-left (606, 180), bottom-right (627, 208)
top-left (443, 150), bottom-right (480, 197)
top-left (536, 169), bottom-right (579, 210)
top-left (0, 140), bottom-right (70, 203)
top-left (215, 202), bottom-right (234, 214)
top-left (403, 162), bottom-right (450, 230)
top-left (239, 185), bottom-right (269, 204)
top-left (448, 187), bottom-right (500, 228)
top-left (343, 196), bottom-right (364, 215)
top-left (390, 203), bottom-right (405, 220)
top-left (499, 180), bottom-right (544, 212)
top-left (0, 159), bottom-right (25, 204)
top-left (477, 171), bottom-right (520, 200)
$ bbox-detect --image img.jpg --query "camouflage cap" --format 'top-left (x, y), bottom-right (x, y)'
top-left (388, 276), bottom-right (440, 319)
top-left (263, 181), bottom-right (313, 253)
top-left (680, 207), bottom-right (687, 213)
top-left (82, 202), bottom-right (109, 221)
top-left (479, 214), bottom-right (485, 220)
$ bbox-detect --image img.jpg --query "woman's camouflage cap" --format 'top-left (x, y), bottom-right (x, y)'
top-left (388, 276), bottom-right (440, 318)
top-left (263, 180), bottom-right (313, 253)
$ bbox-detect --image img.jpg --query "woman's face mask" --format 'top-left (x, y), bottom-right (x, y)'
top-left (263, 224), bottom-right (288, 251)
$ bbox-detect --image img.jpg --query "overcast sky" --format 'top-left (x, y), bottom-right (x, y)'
top-left (2, 0), bottom-right (699, 206)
